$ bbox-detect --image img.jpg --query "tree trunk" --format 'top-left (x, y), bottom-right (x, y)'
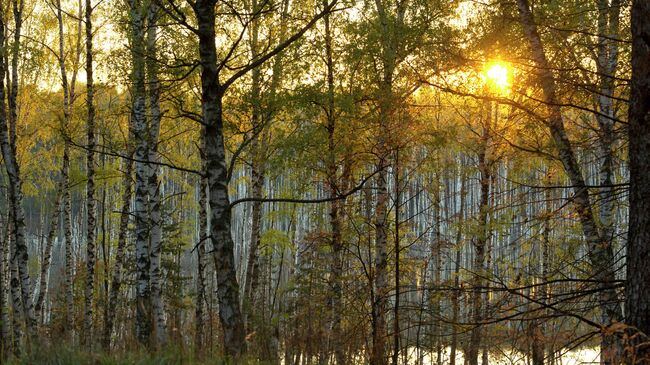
top-left (103, 155), bottom-right (134, 349)
top-left (468, 103), bottom-right (492, 365)
top-left (370, 1), bottom-right (406, 363)
top-left (34, 181), bottom-right (63, 322)
top-left (515, 1), bottom-right (623, 362)
top-left (194, 0), bottom-right (246, 356)
top-left (0, 212), bottom-right (8, 356)
top-left (450, 162), bottom-right (466, 365)
top-left (83, 0), bottom-right (97, 345)
top-left (129, 0), bottom-right (151, 345)
top-left (323, 5), bottom-right (347, 364)
top-left (195, 146), bottom-right (208, 352)
top-left (146, 3), bottom-right (166, 348)
top-left (626, 0), bottom-right (650, 362)
top-left (0, 3), bottom-right (35, 339)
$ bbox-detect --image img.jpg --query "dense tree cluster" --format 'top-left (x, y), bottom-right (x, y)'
top-left (0, 0), bottom-right (648, 364)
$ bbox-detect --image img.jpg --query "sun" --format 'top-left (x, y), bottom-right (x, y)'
top-left (484, 62), bottom-right (510, 92)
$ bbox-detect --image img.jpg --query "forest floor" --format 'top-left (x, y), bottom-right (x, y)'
top-left (4, 346), bottom-right (236, 365)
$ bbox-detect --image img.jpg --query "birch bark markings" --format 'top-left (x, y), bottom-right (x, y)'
top-left (103, 152), bottom-right (134, 349)
top-left (129, 0), bottom-right (151, 344)
top-left (146, 4), bottom-right (166, 347)
top-left (195, 146), bottom-right (209, 351)
top-left (83, 0), bottom-right (97, 344)
top-left (515, 0), bottom-right (623, 361)
top-left (323, 5), bottom-right (347, 364)
top-left (53, 0), bottom-right (83, 336)
top-left (193, 1), bottom-right (246, 354)
top-left (467, 107), bottom-right (492, 365)
top-left (189, 0), bottom-right (336, 356)
top-left (0, 0), bottom-right (36, 339)
top-left (595, 0), bottom-right (621, 249)
top-left (34, 182), bottom-right (64, 322)
top-left (370, 1), bottom-right (406, 363)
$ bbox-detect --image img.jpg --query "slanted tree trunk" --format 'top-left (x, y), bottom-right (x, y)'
top-left (34, 181), bottom-right (64, 322)
top-left (515, 1), bottom-right (623, 362)
top-left (0, 2), bottom-right (35, 340)
top-left (83, 0), bottom-right (97, 345)
top-left (626, 0), bottom-right (650, 362)
top-left (103, 151), bottom-right (134, 349)
top-left (146, 3), bottom-right (166, 348)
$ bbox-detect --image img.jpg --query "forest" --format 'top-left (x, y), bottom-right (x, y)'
top-left (0, 0), bottom-right (649, 363)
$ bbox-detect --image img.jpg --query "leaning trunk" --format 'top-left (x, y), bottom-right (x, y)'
top-left (515, 1), bottom-right (623, 362)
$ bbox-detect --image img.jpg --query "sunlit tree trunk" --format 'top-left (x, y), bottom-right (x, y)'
top-left (146, 3), bottom-right (166, 348)
top-left (626, 0), bottom-right (650, 362)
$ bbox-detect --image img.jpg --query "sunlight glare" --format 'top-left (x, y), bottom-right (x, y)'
top-left (484, 62), bottom-right (510, 93)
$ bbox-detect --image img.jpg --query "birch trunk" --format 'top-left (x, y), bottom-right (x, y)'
top-left (129, 0), bottom-right (151, 344)
top-left (195, 147), bottom-right (208, 351)
top-left (0, 213), bottom-right (8, 355)
top-left (450, 162), bottom-right (466, 365)
top-left (243, 0), bottom-right (264, 313)
top-left (54, 0), bottom-right (81, 338)
top-left (34, 181), bottom-right (63, 322)
top-left (103, 153), bottom-right (134, 349)
top-left (9, 233), bottom-right (23, 354)
top-left (371, 1), bottom-right (406, 363)
top-left (146, 3), bottom-right (166, 348)
top-left (323, 5), bottom-right (347, 364)
top-left (595, 0), bottom-right (621, 251)
top-left (194, 0), bottom-right (246, 356)
top-left (0, 4), bottom-right (35, 338)
top-left (515, 1), bottom-right (623, 362)
top-left (83, 0), bottom-right (97, 344)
